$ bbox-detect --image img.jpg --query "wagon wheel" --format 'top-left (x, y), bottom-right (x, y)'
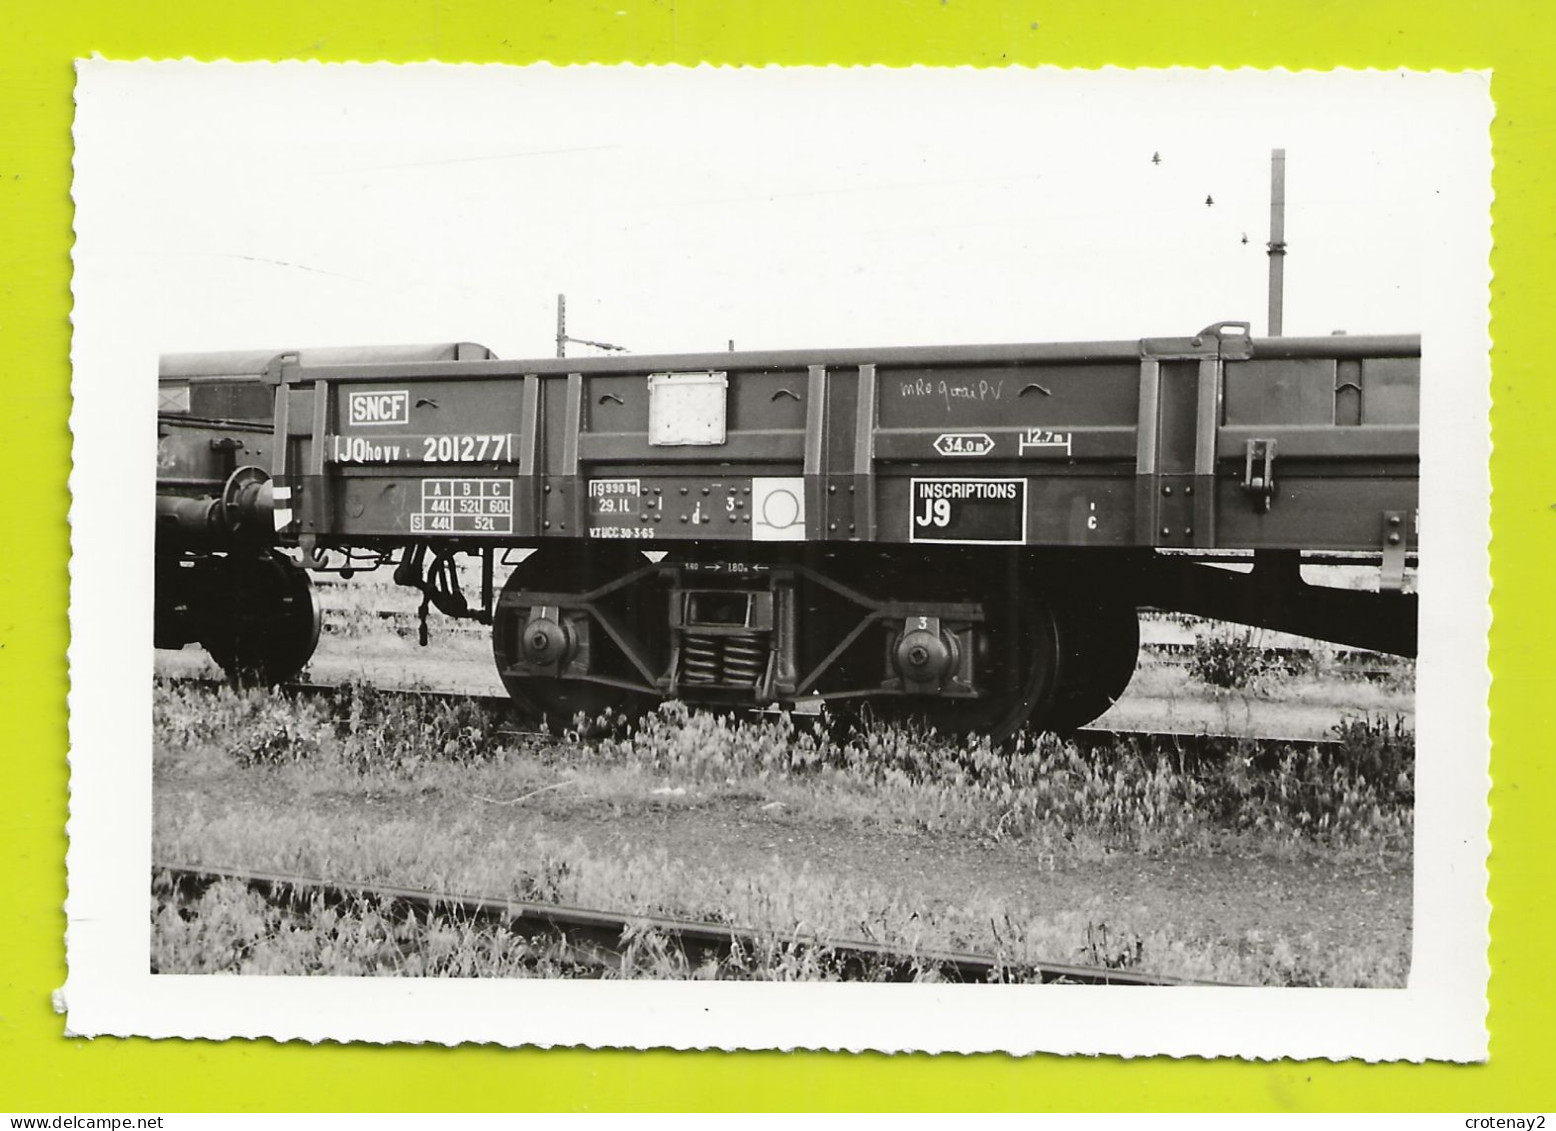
top-left (906, 589), bottom-right (1063, 744)
top-left (866, 563), bottom-right (1065, 745)
top-left (200, 550), bottom-right (321, 685)
top-left (1046, 595), bottom-right (1140, 731)
top-left (492, 545), bottom-right (659, 732)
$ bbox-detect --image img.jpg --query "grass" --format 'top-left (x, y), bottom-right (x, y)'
top-left (149, 844), bottom-right (1406, 984)
top-left (151, 871), bottom-right (1401, 985)
top-left (151, 677), bottom-right (1415, 985)
top-left (154, 679), bottom-right (1414, 855)
top-left (152, 878), bottom-right (604, 978)
top-left (615, 701), bottom-right (1413, 851)
top-left (1184, 624), bottom-right (1416, 699)
top-left (150, 876), bottom-right (1074, 982)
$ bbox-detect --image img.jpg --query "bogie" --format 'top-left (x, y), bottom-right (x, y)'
top-left (155, 549), bottom-right (321, 685)
top-left (490, 544), bottom-right (1073, 742)
top-left (492, 545), bottom-right (661, 732)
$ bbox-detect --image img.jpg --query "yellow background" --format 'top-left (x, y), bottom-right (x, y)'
top-left (3, 0), bottom-right (1550, 1112)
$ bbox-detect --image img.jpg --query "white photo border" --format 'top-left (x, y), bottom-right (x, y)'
top-left (65, 62), bottom-right (1491, 1058)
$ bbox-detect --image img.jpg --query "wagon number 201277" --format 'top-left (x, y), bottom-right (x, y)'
top-left (422, 434), bottom-right (514, 463)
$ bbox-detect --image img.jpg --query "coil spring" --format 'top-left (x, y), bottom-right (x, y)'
top-left (682, 635), bottom-right (720, 683)
top-left (722, 634), bottom-right (766, 687)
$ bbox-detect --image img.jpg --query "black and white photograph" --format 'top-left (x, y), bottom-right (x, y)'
top-left (66, 63), bottom-right (1490, 1056)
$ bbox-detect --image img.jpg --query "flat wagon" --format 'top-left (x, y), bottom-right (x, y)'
top-left (155, 320), bottom-right (1419, 739)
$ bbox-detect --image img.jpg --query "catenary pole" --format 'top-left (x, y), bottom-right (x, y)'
top-left (1267, 148), bottom-right (1287, 336)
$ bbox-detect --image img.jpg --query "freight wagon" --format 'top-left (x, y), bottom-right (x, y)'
top-left (154, 320), bottom-right (1419, 740)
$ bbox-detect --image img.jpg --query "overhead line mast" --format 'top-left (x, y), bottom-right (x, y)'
top-left (555, 292), bottom-right (629, 358)
top-left (1267, 148), bottom-right (1287, 337)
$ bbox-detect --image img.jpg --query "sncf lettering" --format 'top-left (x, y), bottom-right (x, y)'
top-left (347, 389), bottom-right (409, 426)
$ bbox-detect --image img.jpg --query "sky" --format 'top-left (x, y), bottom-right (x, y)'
top-left (70, 64), bottom-right (1479, 364)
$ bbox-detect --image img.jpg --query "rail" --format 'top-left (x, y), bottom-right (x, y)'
top-left (154, 863), bottom-right (1222, 986)
top-left (155, 673), bottom-right (1349, 750)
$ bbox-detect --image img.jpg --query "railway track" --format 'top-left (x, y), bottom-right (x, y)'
top-left (156, 672), bottom-right (1345, 751)
top-left (153, 862), bottom-right (1217, 985)
top-left (316, 608), bottom-right (1410, 687)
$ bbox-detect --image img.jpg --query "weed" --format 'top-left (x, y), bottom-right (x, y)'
top-left (234, 709), bottom-right (323, 768)
top-left (1189, 626), bottom-right (1284, 690)
top-left (593, 702), bottom-right (1411, 852)
top-left (331, 681), bottom-right (501, 774)
top-left (151, 878), bottom-right (580, 977)
top-left (1331, 713), bottom-right (1415, 805)
top-left (156, 681), bottom-right (1413, 853)
top-left (1081, 921), bottom-right (1146, 970)
top-left (154, 679), bottom-right (327, 770)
